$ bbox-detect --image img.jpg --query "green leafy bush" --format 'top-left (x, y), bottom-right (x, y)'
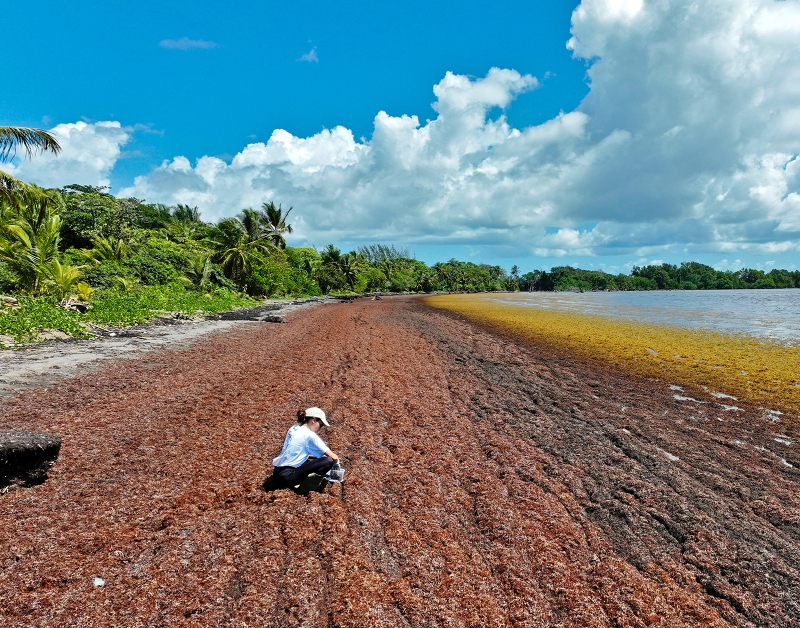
top-left (0, 261), bottom-right (18, 293)
top-left (80, 260), bottom-right (131, 289)
top-left (245, 254), bottom-right (292, 296)
top-left (85, 284), bottom-right (256, 326)
top-left (0, 296), bottom-right (92, 343)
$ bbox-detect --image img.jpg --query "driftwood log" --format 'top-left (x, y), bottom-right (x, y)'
top-left (0, 430), bottom-right (61, 491)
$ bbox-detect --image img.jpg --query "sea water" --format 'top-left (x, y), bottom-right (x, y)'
top-left (489, 289), bottom-right (800, 344)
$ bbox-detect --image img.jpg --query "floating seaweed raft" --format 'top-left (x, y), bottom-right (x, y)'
top-left (426, 293), bottom-right (800, 416)
top-left (0, 295), bottom-right (798, 626)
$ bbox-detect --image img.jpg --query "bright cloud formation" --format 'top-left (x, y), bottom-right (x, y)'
top-left (13, 0), bottom-right (800, 260)
top-left (5, 121), bottom-right (129, 189)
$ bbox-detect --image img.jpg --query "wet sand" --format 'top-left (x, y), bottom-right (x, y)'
top-left (1, 296), bottom-right (798, 626)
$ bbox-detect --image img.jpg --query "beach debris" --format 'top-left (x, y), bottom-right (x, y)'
top-left (646, 347), bottom-right (657, 356)
top-left (0, 430), bottom-right (61, 491)
top-left (655, 446), bottom-right (680, 462)
top-left (0, 296), bottom-right (20, 309)
top-left (781, 458), bottom-right (794, 468)
top-left (673, 394), bottom-right (705, 403)
top-left (93, 577), bottom-right (105, 587)
top-left (59, 297), bottom-right (89, 313)
top-left (763, 409), bottom-right (784, 423)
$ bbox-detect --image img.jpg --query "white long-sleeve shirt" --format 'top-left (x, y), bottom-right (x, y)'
top-left (272, 424), bottom-right (329, 468)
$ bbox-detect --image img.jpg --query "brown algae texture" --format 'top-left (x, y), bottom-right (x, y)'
top-left (1, 295), bottom-right (798, 626)
top-left (425, 293), bottom-right (800, 416)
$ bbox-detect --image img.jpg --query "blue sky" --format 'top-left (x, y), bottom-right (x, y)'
top-left (4, 0), bottom-right (587, 185)
top-left (4, 0), bottom-right (800, 273)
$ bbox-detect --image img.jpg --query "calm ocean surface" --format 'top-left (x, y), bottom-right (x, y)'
top-left (488, 289), bottom-right (800, 344)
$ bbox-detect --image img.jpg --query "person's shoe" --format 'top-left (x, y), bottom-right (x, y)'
top-left (262, 475), bottom-right (279, 492)
top-left (293, 473), bottom-right (326, 495)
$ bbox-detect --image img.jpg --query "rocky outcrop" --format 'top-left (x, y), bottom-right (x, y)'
top-left (0, 430), bottom-right (61, 491)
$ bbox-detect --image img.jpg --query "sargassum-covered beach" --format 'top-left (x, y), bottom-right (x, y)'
top-left (1, 295), bottom-right (798, 627)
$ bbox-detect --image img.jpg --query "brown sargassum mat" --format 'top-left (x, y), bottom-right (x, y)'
top-left (1, 296), bottom-right (798, 627)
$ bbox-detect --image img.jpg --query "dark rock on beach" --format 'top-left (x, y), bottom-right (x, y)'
top-left (0, 430), bottom-right (61, 491)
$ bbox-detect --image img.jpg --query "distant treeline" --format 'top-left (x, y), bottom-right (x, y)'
top-left (518, 262), bottom-right (800, 292)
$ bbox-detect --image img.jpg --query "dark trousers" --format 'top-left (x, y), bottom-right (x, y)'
top-left (273, 457), bottom-right (334, 488)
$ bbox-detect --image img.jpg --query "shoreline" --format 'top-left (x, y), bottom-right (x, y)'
top-left (0, 296), bottom-right (347, 398)
top-left (425, 292), bottom-right (800, 418)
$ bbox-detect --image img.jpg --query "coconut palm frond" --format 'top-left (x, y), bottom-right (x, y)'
top-left (186, 254), bottom-right (213, 288)
top-left (0, 170), bottom-right (61, 219)
top-left (0, 169), bottom-right (31, 205)
top-left (0, 127), bottom-right (62, 163)
top-left (259, 200), bottom-right (294, 248)
top-left (44, 259), bottom-right (83, 300)
top-left (0, 212), bottom-right (62, 293)
top-left (82, 235), bottom-right (136, 264)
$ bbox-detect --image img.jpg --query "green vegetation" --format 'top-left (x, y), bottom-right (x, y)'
top-left (519, 262), bottom-right (800, 292)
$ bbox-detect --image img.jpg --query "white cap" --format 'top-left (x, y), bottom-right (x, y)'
top-left (305, 407), bottom-right (329, 426)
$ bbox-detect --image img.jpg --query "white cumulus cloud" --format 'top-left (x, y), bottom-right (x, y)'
top-left (4, 121), bottom-right (129, 189)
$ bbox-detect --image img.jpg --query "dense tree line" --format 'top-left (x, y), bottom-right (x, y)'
top-left (1, 182), bottom-right (513, 298)
top-left (518, 262), bottom-right (800, 292)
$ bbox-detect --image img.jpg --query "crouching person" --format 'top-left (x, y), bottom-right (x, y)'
top-left (264, 407), bottom-right (339, 494)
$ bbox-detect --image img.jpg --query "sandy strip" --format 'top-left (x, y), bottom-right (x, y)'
top-left (0, 297), bottom-right (339, 398)
top-left (1, 295), bottom-right (798, 626)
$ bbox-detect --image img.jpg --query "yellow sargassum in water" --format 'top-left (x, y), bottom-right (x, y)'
top-left (425, 293), bottom-right (800, 415)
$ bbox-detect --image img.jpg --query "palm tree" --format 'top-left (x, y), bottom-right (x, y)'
top-left (339, 253), bottom-right (364, 289)
top-left (206, 216), bottom-right (273, 284)
top-left (238, 208), bottom-right (264, 242)
top-left (0, 127), bottom-right (61, 206)
top-left (0, 212), bottom-right (62, 293)
top-left (320, 244), bottom-right (342, 266)
top-left (259, 201), bottom-right (293, 248)
top-left (44, 259), bottom-right (83, 300)
top-left (317, 246), bottom-right (363, 290)
top-left (172, 204), bottom-right (201, 225)
top-left (0, 127), bottom-right (61, 163)
top-left (81, 234), bottom-right (137, 264)
top-left (185, 254), bottom-right (213, 289)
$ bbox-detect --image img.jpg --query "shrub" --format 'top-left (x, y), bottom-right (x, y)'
top-left (0, 296), bottom-right (91, 343)
top-left (0, 261), bottom-right (18, 293)
top-left (80, 260), bottom-right (131, 289)
top-left (245, 254), bottom-right (291, 297)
